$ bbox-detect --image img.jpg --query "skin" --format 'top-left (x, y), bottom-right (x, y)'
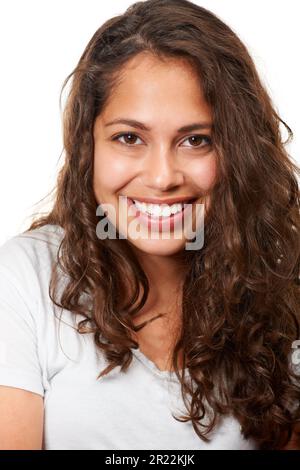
top-left (93, 52), bottom-right (217, 370)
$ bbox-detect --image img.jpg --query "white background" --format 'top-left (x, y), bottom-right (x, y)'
top-left (0, 0), bottom-right (299, 244)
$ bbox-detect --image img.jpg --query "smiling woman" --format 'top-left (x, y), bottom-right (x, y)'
top-left (0, 0), bottom-right (300, 451)
top-left (92, 52), bottom-right (216, 256)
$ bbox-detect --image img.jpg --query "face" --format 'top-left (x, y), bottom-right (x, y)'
top-left (93, 52), bottom-right (217, 257)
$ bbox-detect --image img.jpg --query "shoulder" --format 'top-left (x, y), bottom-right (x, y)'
top-left (0, 224), bottom-right (64, 301)
top-left (0, 223), bottom-right (64, 269)
top-left (0, 223), bottom-right (63, 262)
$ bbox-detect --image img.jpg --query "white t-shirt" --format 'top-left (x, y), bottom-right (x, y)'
top-left (0, 224), bottom-right (259, 450)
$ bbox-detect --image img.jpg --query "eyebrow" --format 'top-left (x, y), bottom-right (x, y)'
top-left (104, 118), bottom-right (212, 133)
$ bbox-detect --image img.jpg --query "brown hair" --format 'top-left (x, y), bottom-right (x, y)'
top-left (26, 0), bottom-right (300, 449)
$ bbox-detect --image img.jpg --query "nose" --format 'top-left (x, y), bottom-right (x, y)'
top-left (141, 146), bottom-right (184, 191)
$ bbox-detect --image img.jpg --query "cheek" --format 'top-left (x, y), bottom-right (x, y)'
top-left (93, 150), bottom-right (135, 195)
top-left (190, 155), bottom-right (217, 191)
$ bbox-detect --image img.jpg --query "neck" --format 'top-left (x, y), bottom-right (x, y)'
top-left (128, 249), bottom-right (187, 344)
top-left (133, 249), bottom-right (188, 295)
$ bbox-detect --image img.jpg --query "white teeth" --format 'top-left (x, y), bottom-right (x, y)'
top-left (170, 204), bottom-right (181, 215)
top-left (152, 204), bottom-right (162, 216)
top-left (162, 206), bottom-right (171, 217)
top-left (133, 199), bottom-right (187, 217)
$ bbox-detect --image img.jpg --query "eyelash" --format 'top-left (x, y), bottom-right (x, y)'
top-left (111, 132), bottom-right (212, 149)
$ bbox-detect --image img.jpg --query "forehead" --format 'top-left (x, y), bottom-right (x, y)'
top-left (99, 52), bottom-right (211, 124)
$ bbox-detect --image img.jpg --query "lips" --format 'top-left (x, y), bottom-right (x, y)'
top-left (128, 196), bottom-right (197, 206)
top-left (126, 196), bottom-right (195, 232)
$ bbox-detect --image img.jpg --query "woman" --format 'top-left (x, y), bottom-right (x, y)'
top-left (0, 0), bottom-right (299, 450)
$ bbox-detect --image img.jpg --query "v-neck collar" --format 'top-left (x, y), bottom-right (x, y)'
top-left (131, 347), bottom-right (188, 381)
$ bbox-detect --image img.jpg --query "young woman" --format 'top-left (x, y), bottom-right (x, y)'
top-left (0, 0), bottom-right (299, 450)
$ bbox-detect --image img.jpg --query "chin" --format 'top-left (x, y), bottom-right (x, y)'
top-left (126, 237), bottom-right (189, 256)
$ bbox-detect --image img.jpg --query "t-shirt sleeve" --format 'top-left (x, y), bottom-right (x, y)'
top-left (0, 265), bottom-right (44, 397)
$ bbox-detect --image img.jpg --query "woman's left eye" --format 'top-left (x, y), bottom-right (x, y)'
top-left (112, 133), bottom-right (212, 148)
top-left (181, 135), bottom-right (212, 148)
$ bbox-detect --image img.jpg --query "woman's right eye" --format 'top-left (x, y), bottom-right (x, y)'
top-left (112, 133), bottom-right (143, 146)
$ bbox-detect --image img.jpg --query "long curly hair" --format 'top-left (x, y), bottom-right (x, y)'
top-left (25, 0), bottom-right (300, 449)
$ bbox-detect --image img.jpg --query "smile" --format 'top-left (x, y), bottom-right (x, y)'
top-left (123, 196), bottom-right (197, 232)
top-left (131, 198), bottom-right (195, 217)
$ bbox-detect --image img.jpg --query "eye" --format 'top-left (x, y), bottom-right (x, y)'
top-left (111, 132), bottom-right (212, 149)
top-left (112, 133), bottom-right (143, 146)
top-left (181, 135), bottom-right (212, 149)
